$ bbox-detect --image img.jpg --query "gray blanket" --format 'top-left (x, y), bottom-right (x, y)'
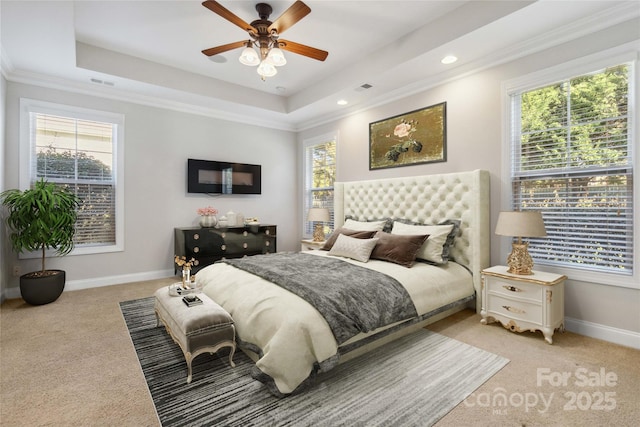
top-left (223, 252), bottom-right (418, 344)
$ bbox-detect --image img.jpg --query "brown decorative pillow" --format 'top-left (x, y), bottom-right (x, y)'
top-left (321, 228), bottom-right (378, 251)
top-left (392, 219), bottom-right (460, 264)
top-left (369, 231), bottom-right (430, 267)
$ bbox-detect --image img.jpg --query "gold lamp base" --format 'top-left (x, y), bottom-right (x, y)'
top-left (506, 242), bottom-right (534, 275)
top-left (312, 224), bottom-right (326, 242)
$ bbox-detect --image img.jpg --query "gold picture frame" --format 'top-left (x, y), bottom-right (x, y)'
top-left (369, 102), bottom-right (447, 170)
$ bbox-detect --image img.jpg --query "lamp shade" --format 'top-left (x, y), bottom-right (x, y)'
top-left (495, 211), bottom-right (547, 238)
top-left (307, 208), bottom-right (329, 222)
top-left (266, 47), bottom-right (287, 66)
top-left (239, 46), bottom-right (260, 66)
top-left (257, 60), bottom-right (278, 77)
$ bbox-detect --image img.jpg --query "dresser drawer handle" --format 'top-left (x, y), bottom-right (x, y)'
top-left (503, 285), bottom-right (522, 292)
top-left (502, 305), bottom-right (525, 314)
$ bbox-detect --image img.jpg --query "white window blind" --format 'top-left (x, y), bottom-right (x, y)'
top-left (303, 137), bottom-right (336, 237)
top-left (22, 99), bottom-right (124, 254)
top-left (509, 63), bottom-right (634, 275)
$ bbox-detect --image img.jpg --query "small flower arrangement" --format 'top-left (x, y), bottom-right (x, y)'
top-left (197, 206), bottom-right (218, 216)
top-left (174, 255), bottom-right (195, 270)
top-left (175, 255), bottom-right (196, 288)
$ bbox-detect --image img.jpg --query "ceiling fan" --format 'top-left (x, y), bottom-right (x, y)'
top-left (201, 0), bottom-right (329, 79)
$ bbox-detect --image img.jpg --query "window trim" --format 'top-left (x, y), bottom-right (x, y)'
top-left (501, 46), bottom-right (639, 289)
top-left (19, 98), bottom-right (125, 256)
top-left (301, 132), bottom-right (337, 239)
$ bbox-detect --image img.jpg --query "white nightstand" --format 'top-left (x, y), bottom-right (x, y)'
top-left (301, 239), bottom-right (325, 251)
top-left (480, 265), bottom-right (566, 344)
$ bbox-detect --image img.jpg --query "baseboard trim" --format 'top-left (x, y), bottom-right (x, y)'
top-left (2, 269), bottom-right (175, 300)
top-left (564, 316), bottom-right (640, 350)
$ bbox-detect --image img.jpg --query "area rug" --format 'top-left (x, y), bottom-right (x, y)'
top-left (120, 297), bottom-right (509, 427)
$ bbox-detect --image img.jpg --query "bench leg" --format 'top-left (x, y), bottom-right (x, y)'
top-left (185, 352), bottom-right (193, 384)
top-left (228, 344), bottom-right (236, 368)
top-left (154, 309), bottom-right (161, 328)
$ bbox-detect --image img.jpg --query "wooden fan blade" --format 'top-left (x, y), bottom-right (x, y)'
top-left (202, 0), bottom-right (257, 33)
top-left (202, 40), bottom-right (247, 57)
top-left (268, 1), bottom-right (311, 34)
top-left (278, 39), bottom-right (328, 61)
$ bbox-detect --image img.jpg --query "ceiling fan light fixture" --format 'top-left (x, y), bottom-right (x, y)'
top-left (239, 46), bottom-right (260, 66)
top-left (267, 46), bottom-right (287, 66)
top-left (257, 60), bottom-right (278, 78)
top-left (202, 1), bottom-right (328, 80)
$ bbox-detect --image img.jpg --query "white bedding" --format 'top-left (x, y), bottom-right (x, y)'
top-left (198, 251), bottom-right (473, 395)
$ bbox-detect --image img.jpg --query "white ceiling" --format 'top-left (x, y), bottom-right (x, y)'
top-left (1, 1), bottom-right (638, 130)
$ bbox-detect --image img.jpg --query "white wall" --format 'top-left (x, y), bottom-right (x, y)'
top-left (2, 82), bottom-right (298, 295)
top-left (0, 74), bottom-right (7, 301)
top-left (299, 23), bottom-right (640, 343)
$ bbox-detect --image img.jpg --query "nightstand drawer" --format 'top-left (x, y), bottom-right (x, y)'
top-left (488, 294), bottom-right (542, 323)
top-left (487, 278), bottom-right (541, 301)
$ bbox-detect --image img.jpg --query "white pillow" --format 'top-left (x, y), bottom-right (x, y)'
top-left (343, 218), bottom-right (387, 232)
top-left (391, 221), bottom-right (455, 264)
top-left (328, 234), bottom-right (379, 263)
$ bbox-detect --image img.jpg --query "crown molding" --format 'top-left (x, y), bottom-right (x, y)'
top-left (3, 68), bottom-right (297, 132)
top-left (1, 44), bottom-right (15, 80)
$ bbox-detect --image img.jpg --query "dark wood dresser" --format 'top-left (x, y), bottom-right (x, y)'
top-left (174, 225), bottom-right (277, 273)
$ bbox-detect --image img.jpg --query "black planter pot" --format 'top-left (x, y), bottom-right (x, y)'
top-left (19, 270), bottom-right (66, 305)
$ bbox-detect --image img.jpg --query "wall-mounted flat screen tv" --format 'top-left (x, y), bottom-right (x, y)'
top-left (187, 159), bottom-right (261, 194)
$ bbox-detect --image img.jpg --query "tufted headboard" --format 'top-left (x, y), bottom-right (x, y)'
top-left (333, 169), bottom-right (490, 312)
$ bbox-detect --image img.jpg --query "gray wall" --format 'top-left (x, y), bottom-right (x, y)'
top-left (299, 23), bottom-right (640, 340)
top-left (2, 82), bottom-right (298, 293)
top-left (0, 75), bottom-right (7, 302)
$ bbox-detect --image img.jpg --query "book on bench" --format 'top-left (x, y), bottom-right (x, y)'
top-left (182, 295), bottom-right (203, 307)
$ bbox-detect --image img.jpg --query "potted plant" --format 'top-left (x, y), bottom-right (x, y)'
top-left (0, 179), bottom-right (79, 305)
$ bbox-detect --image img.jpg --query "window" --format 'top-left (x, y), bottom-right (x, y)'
top-left (507, 61), bottom-right (634, 283)
top-left (20, 99), bottom-right (124, 255)
top-left (302, 134), bottom-right (337, 237)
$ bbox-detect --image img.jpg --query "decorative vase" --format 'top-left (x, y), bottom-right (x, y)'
top-left (199, 215), bottom-right (217, 228)
top-left (226, 210), bottom-right (236, 226)
top-left (182, 268), bottom-right (191, 287)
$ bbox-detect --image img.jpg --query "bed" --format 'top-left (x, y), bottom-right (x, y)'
top-left (197, 169), bottom-right (490, 396)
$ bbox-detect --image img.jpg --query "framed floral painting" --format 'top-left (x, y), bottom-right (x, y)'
top-left (369, 102), bottom-right (447, 170)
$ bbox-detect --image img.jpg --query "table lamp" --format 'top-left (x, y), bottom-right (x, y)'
top-left (307, 208), bottom-right (330, 242)
top-left (495, 211), bottom-right (547, 275)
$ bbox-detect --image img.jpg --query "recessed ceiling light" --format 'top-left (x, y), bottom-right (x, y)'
top-left (441, 55), bottom-right (458, 65)
top-left (337, 99), bottom-right (348, 106)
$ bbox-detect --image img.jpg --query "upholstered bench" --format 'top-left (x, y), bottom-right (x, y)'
top-left (154, 288), bottom-right (236, 383)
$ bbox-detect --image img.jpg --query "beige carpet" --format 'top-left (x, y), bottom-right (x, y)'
top-left (1, 277), bottom-right (638, 426)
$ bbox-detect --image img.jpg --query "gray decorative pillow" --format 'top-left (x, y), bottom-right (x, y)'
top-left (328, 234), bottom-right (379, 263)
